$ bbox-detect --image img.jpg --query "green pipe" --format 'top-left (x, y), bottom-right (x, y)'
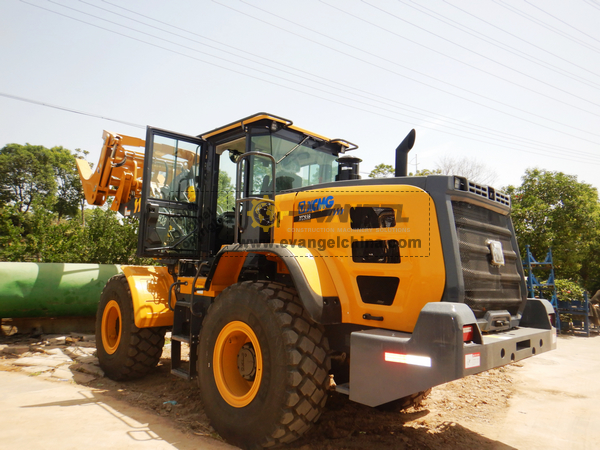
top-left (0, 263), bottom-right (121, 318)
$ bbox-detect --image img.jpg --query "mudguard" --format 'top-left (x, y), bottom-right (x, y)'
top-left (121, 266), bottom-right (174, 328)
top-left (205, 243), bottom-right (341, 324)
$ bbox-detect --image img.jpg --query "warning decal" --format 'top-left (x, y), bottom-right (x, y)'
top-left (465, 352), bottom-right (481, 369)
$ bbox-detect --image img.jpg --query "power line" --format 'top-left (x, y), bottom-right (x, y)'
top-left (583, 0), bottom-right (600, 12)
top-left (5, 86), bottom-right (598, 167)
top-left (399, 0), bottom-right (600, 90)
top-left (524, 0), bottom-right (600, 46)
top-left (441, 0), bottom-right (600, 81)
top-left (17, 1), bottom-right (600, 164)
top-left (89, 0), bottom-right (600, 158)
top-left (491, 0), bottom-right (600, 54)
top-left (227, 0), bottom-right (600, 144)
top-left (0, 91), bottom-right (145, 129)
top-left (358, 0), bottom-right (600, 112)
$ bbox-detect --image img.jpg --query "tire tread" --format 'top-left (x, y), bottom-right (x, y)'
top-left (200, 280), bottom-right (330, 449)
top-left (97, 274), bottom-right (166, 381)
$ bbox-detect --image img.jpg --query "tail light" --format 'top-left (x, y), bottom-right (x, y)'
top-left (463, 325), bottom-right (474, 342)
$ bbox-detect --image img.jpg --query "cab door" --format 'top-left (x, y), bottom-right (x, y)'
top-left (138, 127), bottom-right (205, 259)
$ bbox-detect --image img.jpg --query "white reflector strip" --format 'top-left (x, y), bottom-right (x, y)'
top-left (384, 352), bottom-right (432, 367)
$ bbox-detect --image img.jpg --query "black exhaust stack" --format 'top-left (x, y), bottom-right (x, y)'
top-left (395, 129), bottom-right (416, 177)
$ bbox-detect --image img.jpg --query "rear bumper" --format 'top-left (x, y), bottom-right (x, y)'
top-left (347, 299), bottom-right (556, 406)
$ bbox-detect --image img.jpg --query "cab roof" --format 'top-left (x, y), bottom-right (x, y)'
top-left (199, 112), bottom-right (357, 152)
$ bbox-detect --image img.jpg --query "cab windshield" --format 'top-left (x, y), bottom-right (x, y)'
top-left (250, 130), bottom-right (339, 193)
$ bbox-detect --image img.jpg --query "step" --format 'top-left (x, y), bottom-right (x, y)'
top-left (171, 334), bottom-right (191, 344)
top-left (171, 367), bottom-right (191, 380)
top-left (335, 383), bottom-right (350, 396)
top-left (175, 300), bottom-right (192, 309)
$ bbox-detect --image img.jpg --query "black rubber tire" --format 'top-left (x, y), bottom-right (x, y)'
top-left (376, 388), bottom-right (432, 412)
top-left (95, 274), bottom-right (166, 381)
top-left (198, 281), bottom-right (330, 449)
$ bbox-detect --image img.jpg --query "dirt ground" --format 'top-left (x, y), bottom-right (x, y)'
top-left (0, 329), bottom-right (528, 450)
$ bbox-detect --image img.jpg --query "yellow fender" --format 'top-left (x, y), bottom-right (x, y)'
top-left (121, 266), bottom-right (174, 328)
top-left (205, 244), bottom-right (339, 324)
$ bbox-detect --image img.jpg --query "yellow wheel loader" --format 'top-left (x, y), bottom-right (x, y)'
top-left (78, 113), bottom-right (556, 449)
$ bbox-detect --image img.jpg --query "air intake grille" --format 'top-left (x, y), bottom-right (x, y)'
top-left (452, 201), bottom-right (523, 318)
top-left (467, 181), bottom-right (511, 207)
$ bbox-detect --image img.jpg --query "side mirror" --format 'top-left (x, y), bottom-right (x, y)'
top-left (228, 149), bottom-right (242, 163)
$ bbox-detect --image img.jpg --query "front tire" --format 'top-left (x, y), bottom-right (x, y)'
top-left (198, 281), bottom-right (330, 449)
top-left (96, 274), bottom-right (166, 380)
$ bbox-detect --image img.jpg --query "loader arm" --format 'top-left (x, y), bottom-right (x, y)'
top-left (76, 131), bottom-right (146, 212)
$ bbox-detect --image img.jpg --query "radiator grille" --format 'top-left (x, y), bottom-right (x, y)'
top-left (452, 201), bottom-right (523, 318)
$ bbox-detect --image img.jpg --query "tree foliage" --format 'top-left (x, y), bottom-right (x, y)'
top-left (0, 143), bottom-right (145, 265)
top-left (217, 170), bottom-right (235, 212)
top-left (554, 278), bottom-right (586, 302)
top-left (84, 208), bottom-right (146, 264)
top-left (0, 144), bottom-right (84, 217)
top-left (369, 163), bottom-right (442, 178)
top-left (409, 168), bottom-right (442, 176)
top-left (507, 169), bottom-right (600, 289)
top-left (368, 163), bottom-right (394, 178)
top-left (0, 144), bottom-right (55, 212)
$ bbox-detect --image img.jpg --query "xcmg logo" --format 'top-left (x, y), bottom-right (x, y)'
top-left (298, 196), bottom-right (335, 214)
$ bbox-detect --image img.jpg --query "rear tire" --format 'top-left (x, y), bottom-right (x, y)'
top-left (198, 281), bottom-right (330, 449)
top-left (96, 274), bottom-right (166, 381)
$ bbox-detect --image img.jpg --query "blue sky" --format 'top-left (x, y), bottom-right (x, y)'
top-left (1, 0), bottom-right (599, 192)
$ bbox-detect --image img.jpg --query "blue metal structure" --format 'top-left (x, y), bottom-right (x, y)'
top-left (557, 292), bottom-right (591, 337)
top-left (522, 245), bottom-right (559, 329)
top-left (523, 246), bottom-right (557, 306)
top-left (523, 246), bottom-right (593, 335)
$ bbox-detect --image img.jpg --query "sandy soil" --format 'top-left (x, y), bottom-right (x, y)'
top-left (0, 332), bottom-right (520, 449)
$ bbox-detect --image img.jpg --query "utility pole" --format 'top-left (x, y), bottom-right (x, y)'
top-left (410, 154), bottom-right (419, 175)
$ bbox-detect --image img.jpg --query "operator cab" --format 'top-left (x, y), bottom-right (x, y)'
top-left (206, 114), bottom-right (356, 249)
top-left (139, 113), bottom-right (356, 260)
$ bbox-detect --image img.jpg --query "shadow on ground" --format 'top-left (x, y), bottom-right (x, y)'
top-left (2, 333), bottom-right (515, 450)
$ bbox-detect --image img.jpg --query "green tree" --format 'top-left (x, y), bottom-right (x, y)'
top-left (554, 278), bottom-right (586, 302)
top-left (369, 163), bottom-right (442, 178)
top-left (217, 170), bottom-right (235, 212)
top-left (368, 163), bottom-right (394, 178)
top-left (0, 143), bottom-right (147, 265)
top-left (0, 205), bottom-right (27, 261)
top-left (580, 239), bottom-right (600, 294)
top-left (0, 199), bottom-right (84, 263)
top-left (0, 144), bottom-right (56, 212)
top-left (52, 147), bottom-right (85, 220)
top-left (506, 169), bottom-right (600, 286)
top-left (409, 168), bottom-right (442, 176)
top-left (83, 207), bottom-right (145, 264)
top-left (0, 144), bottom-right (84, 219)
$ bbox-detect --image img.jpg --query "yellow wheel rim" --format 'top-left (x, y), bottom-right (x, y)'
top-left (213, 321), bottom-right (263, 408)
top-left (101, 300), bottom-right (122, 355)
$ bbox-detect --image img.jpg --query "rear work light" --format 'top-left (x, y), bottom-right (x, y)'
top-left (463, 325), bottom-right (474, 342)
top-left (384, 352), bottom-right (431, 367)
